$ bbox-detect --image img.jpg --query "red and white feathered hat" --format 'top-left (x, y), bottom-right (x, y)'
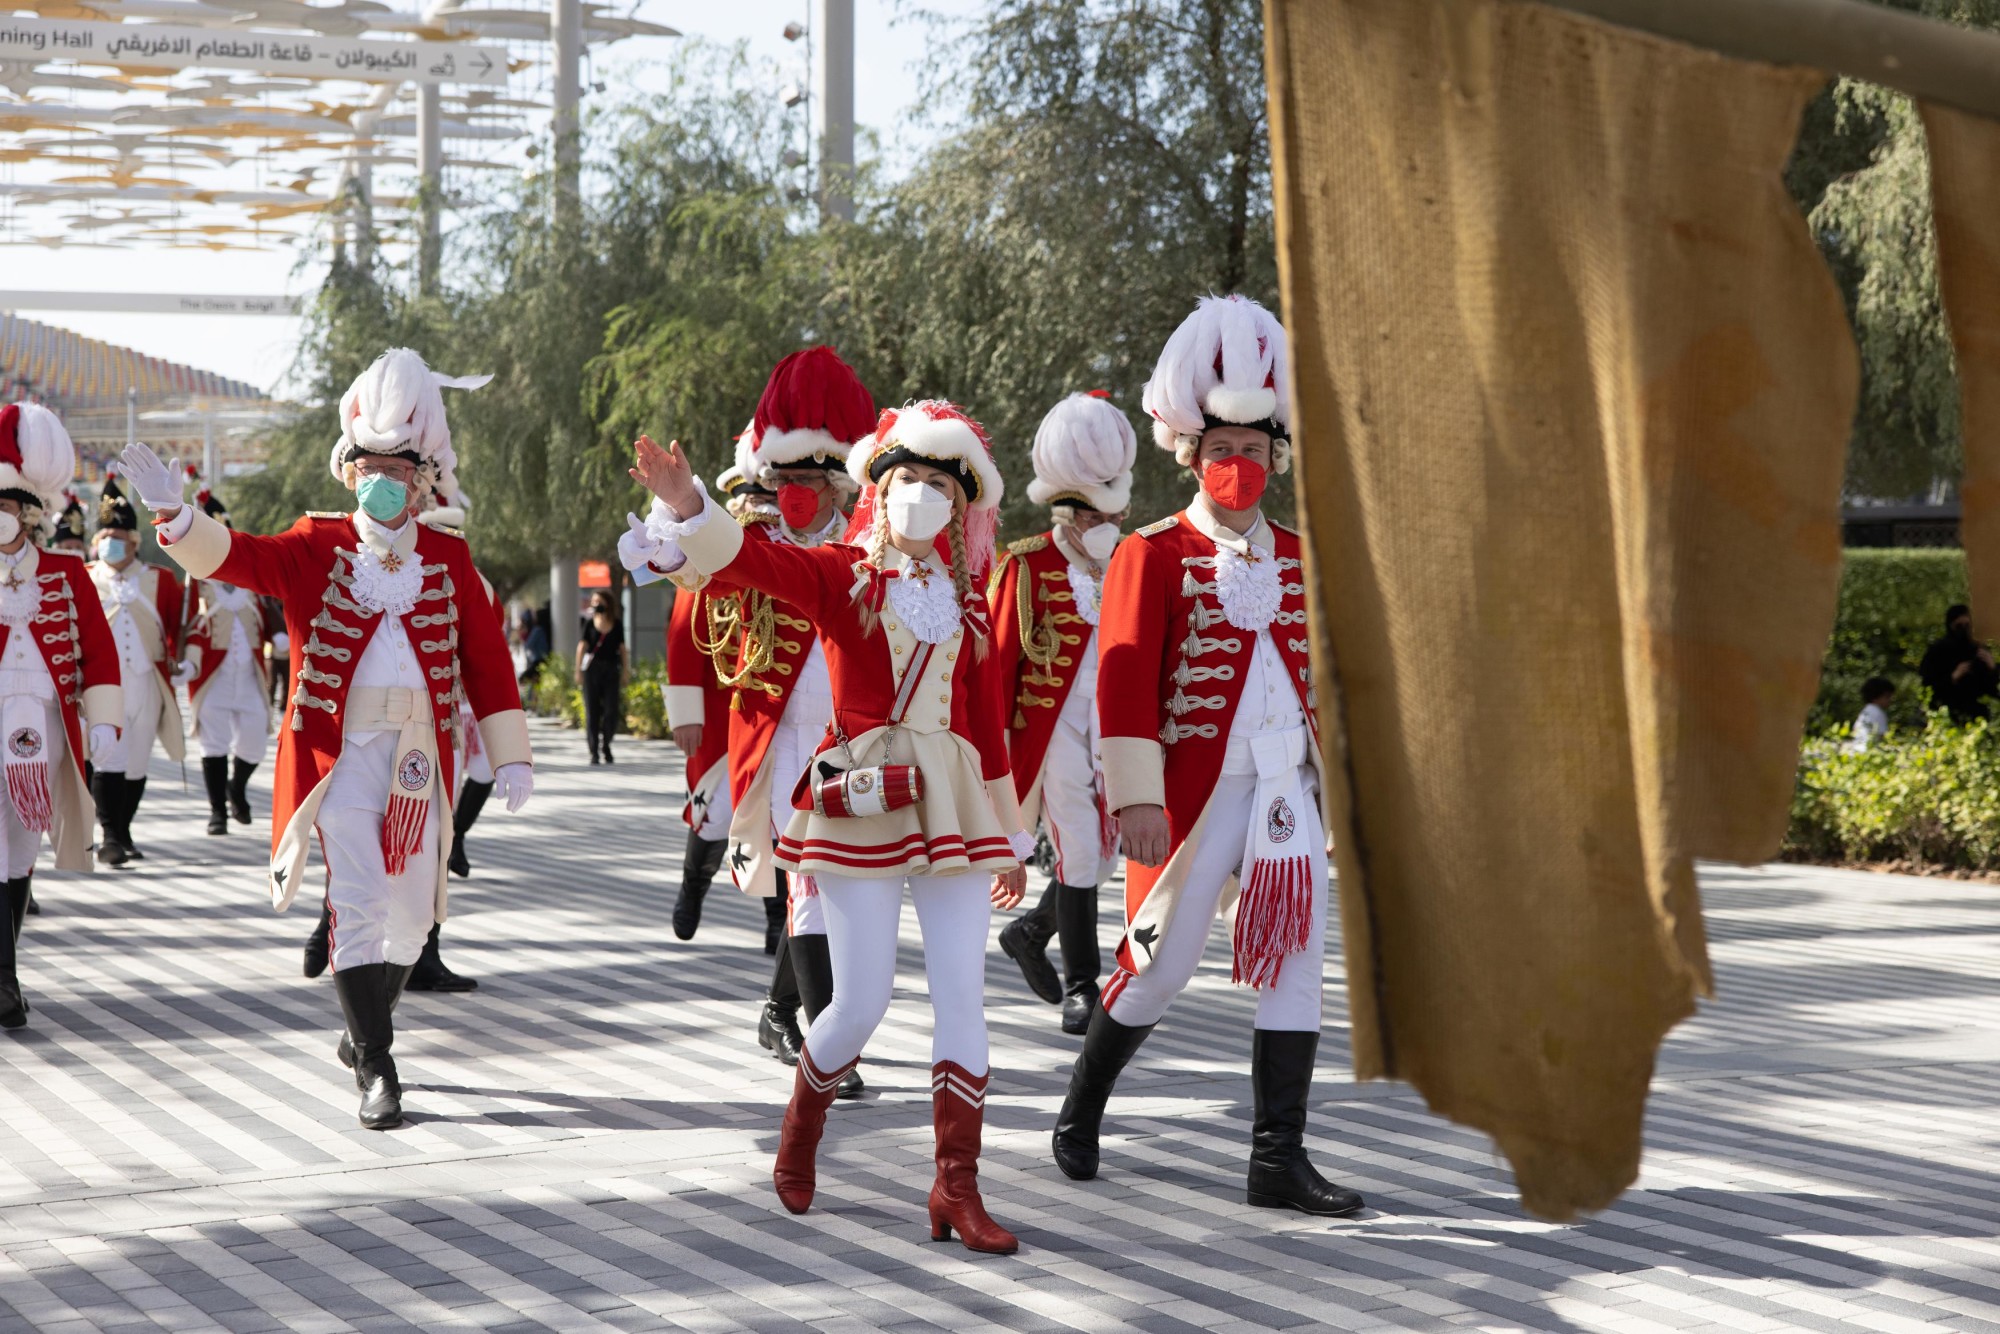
top-left (1027, 391), bottom-right (1136, 514)
top-left (749, 346), bottom-right (875, 487)
top-left (419, 484), bottom-right (469, 530)
top-left (847, 400), bottom-right (1003, 511)
top-left (0, 402), bottom-right (78, 516)
top-left (1142, 294), bottom-right (1292, 474)
top-left (328, 348), bottom-right (492, 498)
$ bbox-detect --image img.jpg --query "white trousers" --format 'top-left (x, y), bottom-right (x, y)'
top-left (0, 697), bottom-right (61, 878)
top-left (1041, 713), bottom-right (1110, 888)
top-left (790, 884), bottom-right (825, 936)
top-left (101, 669), bottom-right (160, 778)
top-left (769, 704), bottom-right (830, 938)
top-left (319, 731), bottom-right (438, 971)
top-left (1103, 760), bottom-right (1327, 1032)
top-left (196, 693), bottom-right (269, 764)
top-left (804, 871), bottom-right (991, 1073)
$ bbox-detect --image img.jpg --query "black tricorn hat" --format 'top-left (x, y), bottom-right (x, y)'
top-left (97, 476), bottom-right (137, 533)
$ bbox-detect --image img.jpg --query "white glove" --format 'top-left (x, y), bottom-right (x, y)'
top-left (617, 512), bottom-right (681, 575)
top-left (117, 442), bottom-right (185, 513)
top-left (495, 761), bottom-right (533, 813)
top-left (271, 631), bottom-right (290, 654)
top-left (88, 724), bottom-right (117, 765)
top-left (172, 660), bottom-right (195, 686)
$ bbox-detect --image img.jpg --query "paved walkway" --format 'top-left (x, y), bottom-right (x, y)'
top-left (0, 720), bottom-right (1996, 1332)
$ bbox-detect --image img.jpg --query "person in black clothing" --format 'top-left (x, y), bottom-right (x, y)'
top-left (576, 592), bottom-right (628, 763)
top-left (1919, 603), bottom-right (1999, 723)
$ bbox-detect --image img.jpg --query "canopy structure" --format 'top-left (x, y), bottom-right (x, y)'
top-left (0, 310), bottom-right (284, 474)
top-left (0, 0), bottom-right (676, 256)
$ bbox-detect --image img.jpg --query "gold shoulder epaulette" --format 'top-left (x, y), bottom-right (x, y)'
top-left (427, 523), bottom-right (467, 540)
top-left (306, 511), bottom-right (349, 520)
top-left (1136, 516), bottom-right (1180, 538)
top-left (1268, 518), bottom-right (1298, 537)
top-left (1007, 534), bottom-right (1049, 556)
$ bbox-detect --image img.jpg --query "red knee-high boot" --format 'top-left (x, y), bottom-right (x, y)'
top-left (928, 1061), bottom-right (1018, 1254)
top-left (772, 1048), bottom-right (856, 1214)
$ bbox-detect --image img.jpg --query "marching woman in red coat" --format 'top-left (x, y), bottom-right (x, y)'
top-left (624, 402), bottom-right (1032, 1254)
top-left (0, 403), bottom-right (123, 1028)
top-left (118, 348), bottom-right (533, 1131)
top-left (1052, 295), bottom-right (1365, 1217)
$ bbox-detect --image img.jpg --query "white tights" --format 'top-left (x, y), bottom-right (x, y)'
top-left (803, 870), bottom-right (992, 1073)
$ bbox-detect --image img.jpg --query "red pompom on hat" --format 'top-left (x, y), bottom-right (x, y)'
top-left (749, 346), bottom-right (875, 484)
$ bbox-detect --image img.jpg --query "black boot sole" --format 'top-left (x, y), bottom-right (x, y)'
top-left (207, 820), bottom-right (229, 835)
top-left (1246, 1187), bottom-right (1366, 1217)
top-left (1052, 1132), bottom-right (1100, 1181)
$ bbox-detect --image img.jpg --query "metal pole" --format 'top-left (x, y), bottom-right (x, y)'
top-left (125, 387), bottom-right (135, 447)
top-left (551, 0), bottom-right (583, 229)
top-left (815, 0), bottom-right (855, 223)
top-left (202, 413), bottom-right (218, 489)
top-left (1540, 0), bottom-right (2000, 122)
top-left (550, 557), bottom-right (580, 666)
top-left (417, 82), bottom-right (443, 294)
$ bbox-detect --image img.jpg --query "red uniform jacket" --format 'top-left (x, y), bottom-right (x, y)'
top-left (9, 550), bottom-right (122, 870)
top-left (1097, 511), bottom-right (1316, 961)
top-left (165, 510), bottom-right (528, 908)
top-left (91, 560), bottom-right (185, 693)
top-left (664, 584), bottom-right (733, 829)
top-left (700, 522), bottom-right (828, 809)
top-left (987, 531), bottom-right (1094, 799)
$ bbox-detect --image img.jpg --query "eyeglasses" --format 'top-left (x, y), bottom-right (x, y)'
top-left (356, 460), bottom-right (416, 482)
top-left (771, 471), bottom-right (832, 492)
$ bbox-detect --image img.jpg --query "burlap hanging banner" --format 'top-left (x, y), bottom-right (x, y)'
top-left (1923, 103), bottom-right (2000, 646)
top-left (1266, 0), bottom-right (1859, 1219)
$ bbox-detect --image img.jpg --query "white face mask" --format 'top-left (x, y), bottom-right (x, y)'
top-left (885, 480), bottom-right (953, 544)
top-left (1078, 523), bottom-right (1119, 563)
top-left (0, 512), bottom-right (21, 547)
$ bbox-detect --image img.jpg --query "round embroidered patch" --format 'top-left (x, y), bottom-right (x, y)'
top-left (849, 771), bottom-right (875, 794)
top-left (1267, 796), bottom-right (1296, 844)
top-left (397, 749), bottom-right (432, 792)
top-left (7, 727), bottom-right (41, 760)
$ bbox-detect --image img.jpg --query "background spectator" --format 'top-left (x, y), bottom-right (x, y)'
top-left (576, 592), bottom-right (628, 764)
top-left (1850, 677), bottom-right (1893, 750)
top-left (1919, 603), bottom-right (1998, 723)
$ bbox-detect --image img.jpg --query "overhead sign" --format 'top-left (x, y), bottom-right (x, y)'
top-left (0, 292), bottom-right (303, 317)
top-left (0, 15), bottom-right (507, 86)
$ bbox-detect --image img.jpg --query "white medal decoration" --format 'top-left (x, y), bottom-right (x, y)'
top-left (349, 545), bottom-right (424, 618)
top-left (886, 561), bottom-right (963, 644)
top-left (1212, 542), bottom-right (1283, 632)
top-left (0, 575), bottom-right (39, 624)
top-left (1065, 562), bottom-right (1103, 627)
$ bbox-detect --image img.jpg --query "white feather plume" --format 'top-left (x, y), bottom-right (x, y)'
top-left (328, 348), bottom-right (490, 497)
top-left (1027, 393), bottom-right (1137, 514)
top-left (1142, 295), bottom-right (1290, 469)
top-left (10, 403), bottom-right (76, 510)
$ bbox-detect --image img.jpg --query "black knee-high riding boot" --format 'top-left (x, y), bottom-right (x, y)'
top-left (1245, 1030), bottom-right (1365, 1216)
top-left (303, 899), bottom-right (332, 978)
top-left (1055, 883), bottom-right (1102, 1035)
top-left (407, 922), bottom-right (476, 993)
top-left (0, 877), bottom-right (29, 1028)
top-left (92, 770), bottom-right (128, 867)
top-left (332, 963), bottom-right (403, 1130)
top-left (1052, 1007), bottom-right (1156, 1181)
top-left (671, 833), bottom-right (727, 941)
top-left (998, 880), bottom-right (1063, 1004)
top-left (447, 779), bottom-right (493, 879)
top-left (228, 758), bottom-right (256, 824)
top-left (759, 933), bottom-right (805, 1066)
top-left (202, 756), bottom-right (230, 835)
top-left (120, 776), bottom-right (147, 858)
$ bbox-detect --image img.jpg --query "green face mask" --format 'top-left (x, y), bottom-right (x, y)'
top-left (355, 473), bottom-right (408, 523)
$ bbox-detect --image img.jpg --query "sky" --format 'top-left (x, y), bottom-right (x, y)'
top-left (4, 0), bottom-right (979, 396)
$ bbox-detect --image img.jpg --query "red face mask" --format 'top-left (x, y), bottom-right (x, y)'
top-left (777, 483), bottom-right (821, 529)
top-left (1201, 455), bottom-right (1268, 510)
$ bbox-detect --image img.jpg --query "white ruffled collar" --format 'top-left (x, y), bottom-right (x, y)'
top-left (1188, 496), bottom-right (1281, 632)
top-left (0, 545), bottom-right (38, 623)
top-left (883, 546), bottom-right (962, 645)
top-left (350, 513), bottom-right (423, 617)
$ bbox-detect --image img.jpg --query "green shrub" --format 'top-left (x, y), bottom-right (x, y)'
top-left (1814, 548), bottom-right (1968, 731)
top-left (529, 654), bottom-right (583, 727)
top-left (623, 658), bottom-right (669, 740)
top-left (1788, 715), bottom-right (2000, 871)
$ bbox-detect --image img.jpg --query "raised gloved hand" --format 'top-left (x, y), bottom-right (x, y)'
top-left (495, 761), bottom-right (533, 813)
top-left (617, 511), bottom-right (671, 574)
top-left (88, 724), bottom-right (117, 766)
top-left (117, 442), bottom-right (185, 513)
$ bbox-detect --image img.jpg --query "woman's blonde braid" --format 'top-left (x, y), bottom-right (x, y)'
top-left (947, 508), bottom-right (988, 662)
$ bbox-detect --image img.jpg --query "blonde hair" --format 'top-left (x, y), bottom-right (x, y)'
top-left (853, 485), bottom-right (989, 662)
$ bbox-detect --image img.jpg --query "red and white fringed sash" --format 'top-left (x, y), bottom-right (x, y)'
top-left (1231, 726), bottom-right (1315, 989)
top-left (2, 695), bottom-right (52, 833)
top-left (347, 686), bottom-right (439, 876)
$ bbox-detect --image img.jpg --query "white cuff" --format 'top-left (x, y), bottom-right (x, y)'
top-left (616, 522), bottom-right (681, 576)
top-left (645, 486), bottom-right (714, 545)
top-left (1008, 829), bottom-right (1037, 862)
top-left (157, 506), bottom-right (195, 544)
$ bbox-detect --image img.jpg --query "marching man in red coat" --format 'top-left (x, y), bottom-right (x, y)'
top-left (0, 403), bottom-right (122, 1028)
top-left (119, 348), bottom-right (534, 1131)
top-left (1051, 295), bottom-right (1365, 1218)
top-left (88, 477), bottom-right (186, 866)
top-left (990, 391), bottom-right (1134, 1034)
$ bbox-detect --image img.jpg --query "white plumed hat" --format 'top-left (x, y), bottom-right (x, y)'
top-left (1027, 391), bottom-right (1136, 514)
top-left (0, 402), bottom-right (77, 512)
top-left (328, 348), bottom-right (492, 496)
top-left (1142, 294), bottom-right (1292, 473)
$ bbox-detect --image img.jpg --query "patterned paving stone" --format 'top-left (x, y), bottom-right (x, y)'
top-left (0, 720), bottom-right (1994, 1331)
